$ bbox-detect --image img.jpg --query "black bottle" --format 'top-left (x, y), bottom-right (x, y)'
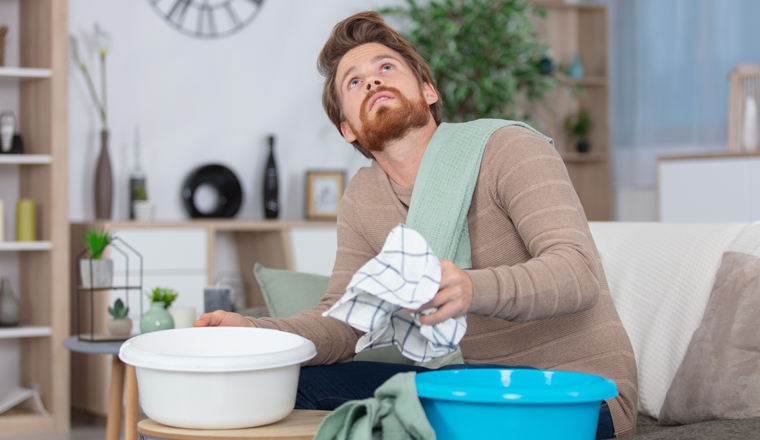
top-left (263, 135), bottom-right (279, 219)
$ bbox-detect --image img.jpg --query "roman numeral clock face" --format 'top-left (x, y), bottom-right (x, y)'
top-left (149, 0), bottom-right (265, 39)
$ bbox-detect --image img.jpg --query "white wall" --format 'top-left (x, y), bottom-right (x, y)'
top-left (68, 0), bottom-right (407, 222)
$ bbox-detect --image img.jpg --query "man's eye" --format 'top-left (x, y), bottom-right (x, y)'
top-left (381, 64), bottom-right (393, 72)
top-left (349, 79), bottom-right (360, 88)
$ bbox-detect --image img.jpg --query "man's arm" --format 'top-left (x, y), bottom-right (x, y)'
top-left (416, 126), bottom-right (601, 325)
top-left (197, 180), bottom-right (378, 366)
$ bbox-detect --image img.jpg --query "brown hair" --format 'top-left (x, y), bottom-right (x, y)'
top-left (317, 11), bottom-right (442, 158)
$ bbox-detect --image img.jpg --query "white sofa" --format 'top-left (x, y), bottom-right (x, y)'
top-left (588, 221), bottom-right (760, 438)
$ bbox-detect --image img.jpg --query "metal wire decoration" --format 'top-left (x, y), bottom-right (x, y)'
top-left (728, 64), bottom-right (760, 153)
top-left (148, 0), bottom-right (266, 39)
top-left (75, 237), bottom-right (143, 342)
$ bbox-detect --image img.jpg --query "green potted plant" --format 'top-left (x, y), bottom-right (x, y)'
top-left (80, 223), bottom-right (114, 288)
top-left (140, 287), bottom-right (178, 333)
top-left (107, 298), bottom-right (132, 337)
top-left (380, 0), bottom-right (558, 122)
top-left (564, 108), bottom-right (593, 153)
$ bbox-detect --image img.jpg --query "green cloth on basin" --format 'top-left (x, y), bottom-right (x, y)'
top-left (406, 119), bottom-right (553, 269)
top-left (313, 372), bottom-right (435, 440)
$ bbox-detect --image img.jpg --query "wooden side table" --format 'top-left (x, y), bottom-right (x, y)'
top-left (63, 336), bottom-right (140, 440)
top-left (137, 410), bottom-right (330, 440)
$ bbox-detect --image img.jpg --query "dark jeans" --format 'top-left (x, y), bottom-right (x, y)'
top-left (296, 361), bottom-right (615, 439)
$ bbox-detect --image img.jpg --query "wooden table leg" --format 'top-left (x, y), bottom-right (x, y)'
top-left (106, 355), bottom-right (126, 440)
top-left (126, 365), bottom-right (139, 440)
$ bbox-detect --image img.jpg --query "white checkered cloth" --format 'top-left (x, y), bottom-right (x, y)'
top-left (323, 224), bottom-right (467, 363)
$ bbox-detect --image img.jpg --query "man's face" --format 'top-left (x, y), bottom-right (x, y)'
top-left (336, 43), bottom-right (438, 152)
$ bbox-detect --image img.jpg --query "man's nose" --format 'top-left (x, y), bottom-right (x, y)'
top-left (366, 79), bottom-right (381, 91)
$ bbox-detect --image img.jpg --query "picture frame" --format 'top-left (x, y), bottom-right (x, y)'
top-left (305, 171), bottom-right (345, 219)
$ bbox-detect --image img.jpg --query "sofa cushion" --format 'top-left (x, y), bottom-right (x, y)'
top-left (588, 222), bottom-right (748, 418)
top-left (253, 264), bottom-right (413, 364)
top-left (658, 223), bottom-right (760, 425)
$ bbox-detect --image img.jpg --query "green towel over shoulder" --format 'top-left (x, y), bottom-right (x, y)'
top-left (406, 119), bottom-right (554, 269)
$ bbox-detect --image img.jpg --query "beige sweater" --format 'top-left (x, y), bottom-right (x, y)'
top-left (251, 126), bottom-right (638, 437)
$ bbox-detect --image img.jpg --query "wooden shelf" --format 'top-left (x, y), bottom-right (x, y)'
top-left (0, 67), bottom-right (52, 80)
top-left (561, 152), bottom-right (607, 163)
top-left (0, 242), bottom-right (53, 251)
top-left (0, 326), bottom-right (52, 339)
top-left (0, 155), bottom-right (52, 165)
top-left (559, 76), bottom-right (608, 87)
top-left (531, 1), bottom-right (606, 11)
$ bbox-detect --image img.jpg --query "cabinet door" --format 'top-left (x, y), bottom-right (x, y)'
top-left (659, 157), bottom-right (753, 222)
top-left (290, 227), bottom-right (338, 276)
top-left (109, 228), bottom-right (207, 322)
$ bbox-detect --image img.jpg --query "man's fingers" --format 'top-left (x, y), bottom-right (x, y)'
top-left (418, 300), bottom-right (461, 326)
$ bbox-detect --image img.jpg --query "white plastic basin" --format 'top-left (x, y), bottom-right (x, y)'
top-left (118, 327), bottom-right (316, 429)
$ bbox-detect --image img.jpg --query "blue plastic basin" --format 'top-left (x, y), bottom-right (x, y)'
top-left (415, 369), bottom-right (618, 440)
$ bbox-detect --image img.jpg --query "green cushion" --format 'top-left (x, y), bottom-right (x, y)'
top-left (253, 264), bottom-right (414, 364)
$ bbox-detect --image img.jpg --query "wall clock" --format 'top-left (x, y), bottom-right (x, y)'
top-left (148, 0), bottom-right (265, 39)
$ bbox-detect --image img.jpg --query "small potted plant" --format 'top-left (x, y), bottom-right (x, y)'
top-left (80, 223), bottom-right (114, 288)
top-left (107, 298), bottom-right (132, 337)
top-left (564, 108), bottom-right (594, 153)
top-left (140, 287), bottom-right (177, 333)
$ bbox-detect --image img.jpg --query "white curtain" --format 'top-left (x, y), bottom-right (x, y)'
top-left (592, 0), bottom-right (760, 189)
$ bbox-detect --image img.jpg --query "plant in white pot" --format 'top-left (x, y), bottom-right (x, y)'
top-left (107, 298), bottom-right (132, 337)
top-left (80, 223), bottom-right (114, 288)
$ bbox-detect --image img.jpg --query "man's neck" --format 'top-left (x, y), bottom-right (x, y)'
top-left (371, 117), bottom-right (438, 187)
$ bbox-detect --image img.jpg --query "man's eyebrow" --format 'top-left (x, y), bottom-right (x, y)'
top-left (339, 54), bottom-right (403, 88)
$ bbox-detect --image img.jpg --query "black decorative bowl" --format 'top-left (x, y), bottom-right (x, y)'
top-left (181, 164), bottom-right (243, 218)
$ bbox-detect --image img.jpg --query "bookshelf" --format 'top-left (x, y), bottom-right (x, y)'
top-left (530, 0), bottom-right (612, 220)
top-left (0, 0), bottom-right (70, 437)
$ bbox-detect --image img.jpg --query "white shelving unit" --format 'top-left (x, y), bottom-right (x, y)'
top-left (0, 67), bottom-right (52, 79)
top-left (0, 242), bottom-right (53, 251)
top-left (0, 326), bottom-right (53, 339)
top-left (0, 155), bottom-right (52, 165)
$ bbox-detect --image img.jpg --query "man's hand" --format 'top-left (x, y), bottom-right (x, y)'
top-left (194, 310), bottom-right (257, 328)
top-left (409, 260), bottom-right (473, 326)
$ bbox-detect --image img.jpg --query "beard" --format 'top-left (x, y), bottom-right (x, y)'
top-left (348, 85), bottom-right (431, 153)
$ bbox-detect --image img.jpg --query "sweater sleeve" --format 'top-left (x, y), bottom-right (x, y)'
top-left (248, 179), bottom-right (376, 366)
top-left (466, 126), bottom-right (601, 322)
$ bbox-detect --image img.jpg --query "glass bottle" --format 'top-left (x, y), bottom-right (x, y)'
top-left (263, 135), bottom-right (279, 219)
top-left (129, 126), bottom-right (147, 220)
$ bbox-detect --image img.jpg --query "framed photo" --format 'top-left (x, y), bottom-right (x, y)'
top-left (305, 171), bottom-right (345, 219)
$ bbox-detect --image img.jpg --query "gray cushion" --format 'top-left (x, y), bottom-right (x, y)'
top-left (253, 264), bottom-right (413, 364)
top-left (658, 251), bottom-right (760, 425)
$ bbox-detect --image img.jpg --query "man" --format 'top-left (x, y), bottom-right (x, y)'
top-left (196, 11), bottom-right (637, 438)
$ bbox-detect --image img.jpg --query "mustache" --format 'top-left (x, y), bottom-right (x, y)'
top-left (361, 86), bottom-right (400, 111)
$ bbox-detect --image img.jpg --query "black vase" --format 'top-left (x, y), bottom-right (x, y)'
top-left (263, 136), bottom-right (279, 219)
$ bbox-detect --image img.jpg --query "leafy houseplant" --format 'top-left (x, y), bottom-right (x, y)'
top-left (80, 223), bottom-right (115, 288)
top-left (107, 298), bottom-right (132, 336)
top-left (380, 0), bottom-right (558, 122)
top-left (148, 287), bottom-right (179, 309)
top-left (564, 108), bottom-right (593, 153)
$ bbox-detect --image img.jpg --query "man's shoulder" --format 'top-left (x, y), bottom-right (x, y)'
top-left (485, 123), bottom-right (557, 158)
top-left (344, 160), bottom-right (385, 196)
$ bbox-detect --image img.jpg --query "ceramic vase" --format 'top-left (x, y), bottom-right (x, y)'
top-left (140, 301), bottom-right (174, 333)
top-left (107, 317), bottom-right (133, 337)
top-left (80, 259), bottom-right (114, 288)
top-left (95, 129), bottom-right (113, 220)
top-left (0, 278), bottom-right (19, 326)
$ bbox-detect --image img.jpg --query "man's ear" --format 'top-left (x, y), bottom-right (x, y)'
top-left (340, 121), bottom-right (357, 143)
top-left (423, 82), bottom-right (439, 105)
